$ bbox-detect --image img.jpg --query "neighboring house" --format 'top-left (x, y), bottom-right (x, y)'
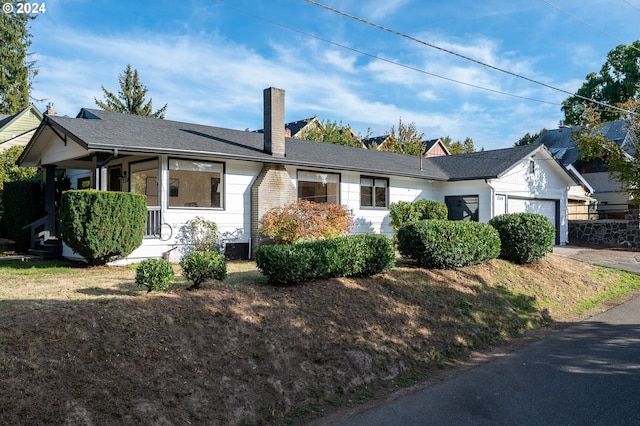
top-left (536, 121), bottom-right (631, 218)
top-left (255, 116), bottom-right (321, 138)
top-left (423, 138), bottom-right (450, 157)
top-left (363, 136), bottom-right (450, 157)
top-left (18, 87), bottom-right (578, 264)
top-left (0, 104), bottom-right (43, 151)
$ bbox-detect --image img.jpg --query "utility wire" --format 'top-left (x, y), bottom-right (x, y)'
top-left (304, 0), bottom-right (636, 116)
top-left (620, 0), bottom-right (640, 12)
top-left (211, 0), bottom-right (558, 105)
top-left (540, 0), bottom-right (640, 52)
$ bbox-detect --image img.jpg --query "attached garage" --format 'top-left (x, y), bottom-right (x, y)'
top-left (506, 197), bottom-right (560, 244)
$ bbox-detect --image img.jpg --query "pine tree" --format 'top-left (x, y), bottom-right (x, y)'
top-left (0, 7), bottom-right (37, 114)
top-left (95, 65), bottom-right (167, 118)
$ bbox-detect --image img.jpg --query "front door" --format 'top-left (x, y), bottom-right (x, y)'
top-left (107, 166), bottom-right (122, 191)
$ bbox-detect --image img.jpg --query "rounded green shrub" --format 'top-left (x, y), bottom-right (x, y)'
top-left (59, 190), bottom-right (146, 265)
top-left (389, 199), bottom-right (447, 231)
top-left (489, 213), bottom-right (555, 264)
top-left (135, 258), bottom-right (175, 292)
top-left (179, 250), bottom-right (227, 290)
top-left (397, 220), bottom-right (501, 269)
top-left (255, 234), bottom-right (395, 285)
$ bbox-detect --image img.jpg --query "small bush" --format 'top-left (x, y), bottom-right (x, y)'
top-left (397, 220), bottom-right (501, 269)
top-left (389, 199), bottom-right (447, 231)
top-left (180, 250), bottom-right (227, 290)
top-left (135, 259), bottom-right (175, 292)
top-left (255, 233), bottom-right (395, 285)
top-left (259, 200), bottom-right (353, 244)
top-left (59, 190), bottom-right (146, 265)
top-left (177, 216), bottom-right (219, 254)
top-left (489, 213), bottom-right (555, 264)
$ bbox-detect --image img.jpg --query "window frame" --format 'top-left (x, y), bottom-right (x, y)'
top-left (167, 157), bottom-right (225, 210)
top-left (296, 169), bottom-right (341, 205)
top-left (360, 176), bottom-right (389, 209)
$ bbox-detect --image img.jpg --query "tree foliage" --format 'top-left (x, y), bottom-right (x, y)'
top-left (259, 200), bottom-right (353, 244)
top-left (0, 146), bottom-right (38, 190)
top-left (0, 6), bottom-right (37, 114)
top-left (441, 135), bottom-right (477, 154)
top-left (514, 130), bottom-right (543, 147)
top-left (95, 64), bottom-right (167, 118)
top-left (297, 118), bottom-right (363, 147)
top-left (573, 100), bottom-right (640, 203)
top-left (562, 41), bottom-right (640, 126)
top-left (378, 118), bottom-right (425, 155)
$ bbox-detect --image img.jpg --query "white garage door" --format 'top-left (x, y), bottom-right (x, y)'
top-left (507, 198), bottom-right (558, 243)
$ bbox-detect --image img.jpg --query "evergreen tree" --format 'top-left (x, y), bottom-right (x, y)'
top-left (0, 6), bottom-right (37, 114)
top-left (95, 64), bottom-right (167, 118)
top-left (442, 135), bottom-right (477, 154)
top-left (514, 131), bottom-right (543, 146)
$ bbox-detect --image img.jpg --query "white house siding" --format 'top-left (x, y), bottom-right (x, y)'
top-left (487, 158), bottom-right (570, 244)
top-left (338, 171), bottom-right (437, 237)
top-left (438, 180), bottom-right (492, 223)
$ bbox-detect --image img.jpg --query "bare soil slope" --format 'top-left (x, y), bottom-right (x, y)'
top-left (0, 254), bottom-right (638, 425)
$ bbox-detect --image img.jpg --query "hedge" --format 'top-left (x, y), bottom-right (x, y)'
top-left (1, 180), bottom-right (42, 252)
top-left (389, 199), bottom-right (448, 232)
top-left (489, 213), bottom-right (555, 264)
top-left (397, 219), bottom-right (501, 269)
top-left (255, 233), bottom-right (395, 285)
top-left (59, 190), bottom-right (146, 265)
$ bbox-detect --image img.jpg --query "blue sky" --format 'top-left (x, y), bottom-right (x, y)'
top-left (24, 0), bottom-right (640, 150)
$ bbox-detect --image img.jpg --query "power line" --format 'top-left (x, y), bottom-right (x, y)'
top-left (540, 0), bottom-right (640, 52)
top-left (304, 0), bottom-right (636, 117)
top-left (620, 0), bottom-right (640, 12)
top-left (211, 0), bottom-right (558, 105)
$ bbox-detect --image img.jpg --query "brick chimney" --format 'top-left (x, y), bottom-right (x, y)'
top-left (44, 102), bottom-right (57, 116)
top-left (263, 87), bottom-right (285, 157)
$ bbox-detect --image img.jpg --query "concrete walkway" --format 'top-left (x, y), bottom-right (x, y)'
top-left (552, 245), bottom-right (640, 275)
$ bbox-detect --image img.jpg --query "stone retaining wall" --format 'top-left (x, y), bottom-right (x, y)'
top-left (569, 209), bottom-right (640, 247)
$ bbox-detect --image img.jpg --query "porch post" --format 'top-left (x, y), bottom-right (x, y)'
top-left (44, 165), bottom-right (57, 233)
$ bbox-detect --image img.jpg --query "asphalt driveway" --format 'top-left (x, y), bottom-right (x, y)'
top-left (318, 245), bottom-right (640, 426)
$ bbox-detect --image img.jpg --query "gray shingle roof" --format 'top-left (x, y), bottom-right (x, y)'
top-left (425, 145), bottom-right (544, 180)
top-left (31, 108), bottom-right (545, 182)
top-left (536, 120), bottom-right (630, 166)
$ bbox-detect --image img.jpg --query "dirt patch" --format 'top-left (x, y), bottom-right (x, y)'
top-left (0, 254), bottom-right (638, 425)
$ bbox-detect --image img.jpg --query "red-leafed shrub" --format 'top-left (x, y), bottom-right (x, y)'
top-left (259, 200), bottom-right (353, 244)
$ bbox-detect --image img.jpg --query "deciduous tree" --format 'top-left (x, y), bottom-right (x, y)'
top-left (95, 64), bottom-right (167, 118)
top-left (297, 119), bottom-right (362, 147)
top-left (379, 118), bottom-right (424, 155)
top-left (562, 41), bottom-right (640, 126)
top-left (573, 100), bottom-right (640, 202)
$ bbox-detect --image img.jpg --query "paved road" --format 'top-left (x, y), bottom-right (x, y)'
top-left (321, 247), bottom-right (640, 426)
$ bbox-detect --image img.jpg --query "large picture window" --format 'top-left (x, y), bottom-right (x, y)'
top-left (297, 170), bottom-right (339, 204)
top-left (130, 159), bottom-right (159, 206)
top-left (360, 177), bottom-right (388, 208)
top-left (169, 158), bottom-right (223, 208)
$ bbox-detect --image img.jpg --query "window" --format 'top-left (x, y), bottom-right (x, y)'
top-left (297, 170), bottom-right (339, 204)
top-left (131, 159), bottom-right (159, 206)
top-left (360, 177), bottom-right (388, 208)
top-left (169, 158), bottom-right (223, 208)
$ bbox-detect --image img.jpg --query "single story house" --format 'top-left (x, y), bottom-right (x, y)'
top-left (537, 121), bottom-right (632, 218)
top-left (18, 87), bottom-right (580, 263)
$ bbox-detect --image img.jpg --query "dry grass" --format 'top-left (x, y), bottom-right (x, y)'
top-left (1, 254), bottom-right (639, 425)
